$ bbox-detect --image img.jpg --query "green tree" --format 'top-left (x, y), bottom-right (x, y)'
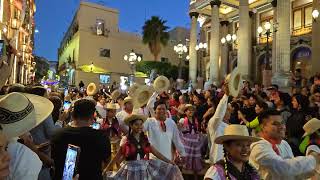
top-left (136, 61), bottom-right (188, 81)
top-left (142, 16), bottom-right (170, 61)
top-left (34, 56), bottom-right (49, 82)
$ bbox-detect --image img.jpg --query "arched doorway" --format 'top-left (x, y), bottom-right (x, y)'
top-left (257, 53), bottom-right (272, 83)
top-left (291, 46), bottom-right (312, 78)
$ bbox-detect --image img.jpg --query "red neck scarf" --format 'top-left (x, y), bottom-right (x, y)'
top-left (262, 135), bottom-right (282, 155)
top-left (156, 117), bottom-right (166, 132)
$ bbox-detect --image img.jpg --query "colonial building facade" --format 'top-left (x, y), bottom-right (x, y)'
top-left (0, 0), bottom-right (37, 85)
top-left (58, 2), bottom-right (190, 87)
top-left (189, 0), bottom-right (320, 88)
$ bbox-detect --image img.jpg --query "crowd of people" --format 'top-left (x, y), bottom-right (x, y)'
top-left (1, 70), bottom-right (320, 180)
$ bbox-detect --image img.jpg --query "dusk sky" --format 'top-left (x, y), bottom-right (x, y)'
top-left (34, 0), bottom-right (190, 61)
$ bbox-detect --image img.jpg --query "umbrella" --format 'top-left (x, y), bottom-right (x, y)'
top-left (135, 71), bottom-right (148, 78)
top-left (78, 64), bottom-right (108, 74)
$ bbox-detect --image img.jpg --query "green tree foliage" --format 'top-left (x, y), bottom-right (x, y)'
top-left (142, 16), bottom-right (170, 61)
top-left (34, 56), bottom-right (49, 81)
top-left (136, 61), bottom-right (188, 81)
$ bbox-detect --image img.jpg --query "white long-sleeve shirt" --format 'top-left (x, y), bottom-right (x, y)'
top-left (208, 94), bottom-right (229, 164)
top-left (250, 139), bottom-right (317, 180)
top-left (143, 117), bottom-right (186, 161)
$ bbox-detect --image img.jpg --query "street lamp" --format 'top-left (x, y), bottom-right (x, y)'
top-left (174, 43), bottom-right (188, 79)
top-left (257, 21), bottom-right (273, 70)
top-left (195, 42), bottom-right (207, 78)
top-left (123, 49), bottom-right (142, 83)
top-left (312, 9), bottom-right (319, 22)
top-left (221, 33), bottom-right (237, 45)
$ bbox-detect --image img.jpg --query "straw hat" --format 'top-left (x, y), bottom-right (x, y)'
top-left (215, 125), bottom-right (260, 144)
top-left (181, 104), bottom-right (195, 113)
top-left (124, 114), bottom-right (147, 125)
top-left (225, 67), bottom-right (242, 97)
top-left (153, 76), bottom-right (170, 93)
top-left (111, 90), bottom-right (121, 100)
top-left (104, 103), bottom-right (118, 110)
top-left (86, 83), bottom-right (98, 96)
top-left (128, 84), bottom-right (140, 97)
top-left (123, 96), bottom-right (133, 105)
top-left (0, 92), bottom-right (54, 139)
top-left (303, 118), bottom-right (320, 137)
top-left (132, 85), bottom-right (154, 108)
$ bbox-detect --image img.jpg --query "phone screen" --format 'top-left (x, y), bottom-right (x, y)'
top-left (0, 40), bottom-right (4, 58)
top-left (62, 144), bottom-right (80, 180)
top-left (92, 122), bottom-right (100, 130)
top-left (63, 101), bottom-right (71, 111)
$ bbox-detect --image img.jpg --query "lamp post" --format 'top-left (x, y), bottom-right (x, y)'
top-left (195, 42), bottom-right (207, 78)
top-left (123, 49), bottom-right (142, 83)
top-left (257, 22), bottom-right (273, 70)
top-left (174, 43), bottom-right (188, 79)
top-left (257, 21), bottom-right (276, 86)
top-left (312, 9), bottom-right (319, 22)
top-left (221, 33), bottom-right (237, 45)
top-left (221, 33), bottom-right (237, 72)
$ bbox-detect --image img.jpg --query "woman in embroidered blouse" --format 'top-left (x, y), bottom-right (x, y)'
top-left (103, 114), bottom-right (183, 180)
top-left (205, 125), bottom-right (260, 180)
top-left (178, 104), bottom-right (204, 180)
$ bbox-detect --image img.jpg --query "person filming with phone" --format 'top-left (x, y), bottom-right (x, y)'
top-left (51, 99), bottom-right (111, 180)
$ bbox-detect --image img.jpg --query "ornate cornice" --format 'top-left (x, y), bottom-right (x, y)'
top-left (210, 0), bottom-right (221, 8)
top-left (271, 0), bottom-right (277, 8)
top-left (220, 21), bottom-right (229, 26)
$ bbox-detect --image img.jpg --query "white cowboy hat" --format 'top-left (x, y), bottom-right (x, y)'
top-left (215, 125), bottom-right (260, 144)
top-left (124, 114), bottom-right (147, 125)
top-left (111, 90), bottom-right (121, 100)
top-left (132, 85), bottom-right (154, 108)
top-left (104, 103), bottom-right (118, 110)
top-left (225, 67), bottom-right (242, 97)
top-left (123, 96), bottom-right (133, 105)
top-left (153, 76), bottom-right (170, 93)
top-left (303, 118), bottom-right (320, 137)
top-left (0, 92), bottom-right (54, 139)
top-left (86, 83), bottom-right (98, 96)
top-left (128, 84), bottom-right (140, 97)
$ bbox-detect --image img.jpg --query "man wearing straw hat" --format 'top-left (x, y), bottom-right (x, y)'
top-left (249, 110), bottom-right (320, 179)
top-left (116, 96), bottom-right (134, 134)
top-left (0, 92), bottom-right (54, 180)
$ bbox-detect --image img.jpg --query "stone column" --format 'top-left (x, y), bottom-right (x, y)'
top-left (189, 12), bottom-right (199, 87)
top-left (272, 0), bottom-right (291, 88)
top-left (311, 0), bottom-right (320, 75)
top-left (271, 0), bottom-right (277, 74)
top-left (209, 0), bottom-right (221, 85)
top-left (220, 20), bottom-right (229, 81)
top-left (238, 0), bottom-right (251, 80)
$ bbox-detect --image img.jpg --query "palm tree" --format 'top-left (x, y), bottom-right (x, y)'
top-left (142, 16), bottom-right (170, 61)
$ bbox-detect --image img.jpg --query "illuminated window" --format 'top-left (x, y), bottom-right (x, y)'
top-left (96, 19), bottom-right (105, 36)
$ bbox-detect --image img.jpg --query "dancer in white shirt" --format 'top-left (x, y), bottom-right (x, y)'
top-left (144, 100), bottom-right (186, 161)
top-left (116, 97), bottom-right (133, 134)
top-left (207, 86), bottom-right (230, 164)
top-left (250, 109), bottom-right (320, 180)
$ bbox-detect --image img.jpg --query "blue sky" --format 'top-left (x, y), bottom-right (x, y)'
top-left (34, 0), bottom-right (190, 61)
